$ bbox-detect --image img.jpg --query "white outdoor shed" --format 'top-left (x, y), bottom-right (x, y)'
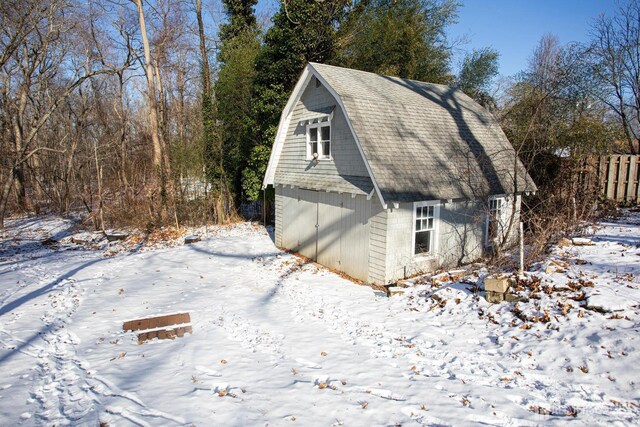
top-left (263, 63), bottom-right (536, 285)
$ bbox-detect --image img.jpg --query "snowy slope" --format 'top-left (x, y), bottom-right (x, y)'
top-left (0, 212), bottom-right (639, 426)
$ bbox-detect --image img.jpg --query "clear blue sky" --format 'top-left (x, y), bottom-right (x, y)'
top-left (449, 0), bottom-right (620, 77)
top-left (256, 0), bottom-right (621, 77)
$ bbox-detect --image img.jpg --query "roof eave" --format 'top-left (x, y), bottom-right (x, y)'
top-left (262, 66), bottom-right (313, 189)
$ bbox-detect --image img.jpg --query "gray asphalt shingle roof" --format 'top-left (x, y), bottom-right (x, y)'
top-left (310, 63), bottom-right (537, 203)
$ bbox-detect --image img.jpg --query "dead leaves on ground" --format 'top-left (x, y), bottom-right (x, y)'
top-left (512, 303), bottom-right (550, 324)
top-left (528, 405), bottom-right (579, 417)
top-left (315, 380), bottom-right (337, 391)
top-left (214, 385), bottom-right (239, 398)
top-left (217, 388), bottom-right (238, 398)
top-left (506, 274), bottom-right (622, 333)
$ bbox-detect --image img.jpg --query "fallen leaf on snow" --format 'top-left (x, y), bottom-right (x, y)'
top-left (109, 352), bottom-right (126, 361)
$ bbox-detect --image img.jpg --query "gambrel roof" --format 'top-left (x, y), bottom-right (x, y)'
top-left (263, 63), bottom-right (536, 208)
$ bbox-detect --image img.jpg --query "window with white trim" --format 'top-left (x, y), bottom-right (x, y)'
top-left (307, 117), bottom-right (331, 160)
top-left (486, 196), bottom-right (505, 245)
top-left (413, 201), bottom-right (440, 256)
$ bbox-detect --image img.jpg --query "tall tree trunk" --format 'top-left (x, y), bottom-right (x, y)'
top-left (114, 70), bottom-right (130, 196)
top-left (12, 63), bottom-right (30, 211)
top-left (196, 0), bottom-right (229, 223)
top-left (30, 153), bottom-right (44, 212)
top-left (0, 168), bottom-right (15, 229)
top-left (196, 0), bottom-right (211, 103)
top-left (94, 139), bottom-right (105, 231)
top-left (153, 57), bottom-right (171, 177)
top-left (63, 135), bottom-right (79, 214)
top-left (131, 0), bottom-right (167, 213)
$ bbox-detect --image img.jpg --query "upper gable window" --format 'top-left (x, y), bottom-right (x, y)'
top-left (307, 116), bottom-right (331, 160)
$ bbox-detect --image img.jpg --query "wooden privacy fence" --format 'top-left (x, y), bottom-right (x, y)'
top-left (597, 155), bottom-right (640, 204)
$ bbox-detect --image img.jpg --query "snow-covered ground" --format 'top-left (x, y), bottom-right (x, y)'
top-left (0, 211), bottom-right (639, 426)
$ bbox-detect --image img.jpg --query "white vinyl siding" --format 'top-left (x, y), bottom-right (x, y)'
top-left (367, 193), bottom-right (387, 284)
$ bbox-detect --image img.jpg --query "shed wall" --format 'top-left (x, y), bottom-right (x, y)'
top-left (383, 197), bottom-right (522, 284)
top-left (277, 188), bottom-right (523, 285)
top-left (367, 194), bottom-right (387, 285)
top-left (275, 185), bottom-right (283, 247)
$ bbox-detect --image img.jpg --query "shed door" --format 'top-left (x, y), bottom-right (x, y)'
top-left (282, 189), bottom-right (370, 282)
top-left (340, 195), bottom-right (371, 280)
top-left (281, 186), bottom-right (299, 250)
top-left (317, 192), bottom-right (342, 270)
top-left (296, 189), bottom-right (318, 260)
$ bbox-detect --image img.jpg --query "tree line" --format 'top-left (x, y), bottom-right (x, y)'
top-left (1, 0), bottom-right (638, 230)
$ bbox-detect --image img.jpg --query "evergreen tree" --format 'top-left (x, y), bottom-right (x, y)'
top-left (242, 0), bottom-right (350, 201)
top-left (215, 0), bottom-right (260, 205)
top-left (456, 47), bottom-right (500, 109)
top-left (335, 0), bottom-right (459, 83)
top-left (218, 0), bottom-right (258, 44)
top-left (197, 0), bottom-right (227, 221)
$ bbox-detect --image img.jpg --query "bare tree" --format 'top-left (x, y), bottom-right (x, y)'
top-left (587, 1), bottom-right (640, 154)
top-left (0, 0), bottom-right (132, 228)
top-left (0, 0), bottom-right (221, 229)
top-left (497, 35), bottom-right (616, 267)
top-left (130, 0), bottom-right (168, 215)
